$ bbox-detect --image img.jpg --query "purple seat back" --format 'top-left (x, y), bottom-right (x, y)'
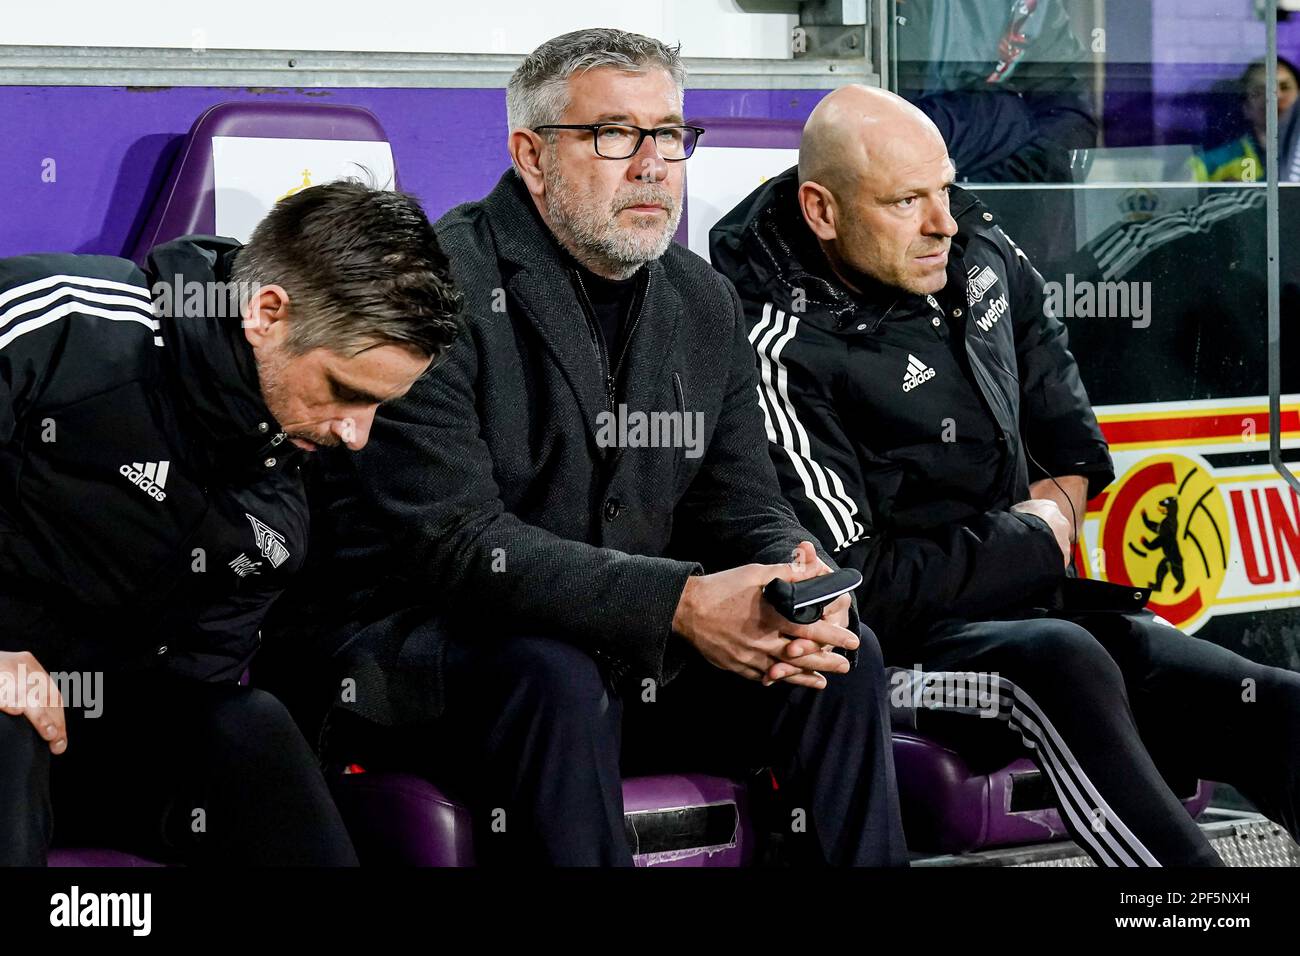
top-left (678, 117), bottom-right (802, 255)
top-left (129, 101), bottom-right (394, 264)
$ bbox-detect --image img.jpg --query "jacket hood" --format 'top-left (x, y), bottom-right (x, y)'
top-left (144, 236), bottom-right (293, 470)
top-left (709, 165), bottom-right (987, 333)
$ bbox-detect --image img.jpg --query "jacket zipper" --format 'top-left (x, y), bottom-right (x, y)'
top-left (612, 275), bottom-right (648, 393)
top-left (572, 270), bottom-right (616, 413)
top-left (573, 269), bottom-right (649, 413)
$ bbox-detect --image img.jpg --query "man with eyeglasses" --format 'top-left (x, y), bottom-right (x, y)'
top-left (261, 27), bottom-right (906, 866)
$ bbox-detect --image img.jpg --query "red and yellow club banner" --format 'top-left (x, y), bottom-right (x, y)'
top-left (1077, 396), bottom-right (1300, 632)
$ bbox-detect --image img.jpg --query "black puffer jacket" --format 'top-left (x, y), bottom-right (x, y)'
top-left (711, 167), bottom-right (1113, 641)
top-left (0, 237), bottom-right (307, 680)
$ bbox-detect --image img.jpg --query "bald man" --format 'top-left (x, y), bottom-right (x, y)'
top-left (712, 85), bottom-right (1300, 867)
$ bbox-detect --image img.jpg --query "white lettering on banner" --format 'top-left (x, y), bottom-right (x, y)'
top-left (1080, 396), bottom-right (1300, 633)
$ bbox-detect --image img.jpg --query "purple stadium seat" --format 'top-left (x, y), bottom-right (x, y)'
top-left (329, 772), bottom-right (474, 867)
top-left (689, 116), bottom-right (805, 149)
top-left (892, 730), bottom-right (1211, 854)
top-left (128, 100), bottom-right (395, 265)
top-left (48, 772), bottom-right (753, 868)
top-left (621, 773), bottom-right (752, 866)
top-left (47, 848), bottom-right (166, 867)
top-left (676, 117), bottom-right (802, 252)
top-left (330, 770), bottom-right (752, 867)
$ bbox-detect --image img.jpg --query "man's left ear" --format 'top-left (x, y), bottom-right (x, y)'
top-left (242, 283), bottom-right (291, 347)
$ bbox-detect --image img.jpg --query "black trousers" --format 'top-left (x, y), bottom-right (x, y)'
top-left (890, 612), bottom-right (1300, 866)
top-left (329, 624), bottom-right (907, 866)
top-left (0, 672), bottom-right (358, 866)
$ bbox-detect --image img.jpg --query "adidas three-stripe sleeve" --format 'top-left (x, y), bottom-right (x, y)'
top-left (747, 303), bottom-right (872, 570)
top-left (0, 255), bottom-right (158, 447)
top-left (744, 300), bottom-right (1067, 644)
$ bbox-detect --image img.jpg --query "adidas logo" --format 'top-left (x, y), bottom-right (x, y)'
top-left (119, 461), bottom-right (169, 502)
top-left (902, 354), bottom-right (936, 393)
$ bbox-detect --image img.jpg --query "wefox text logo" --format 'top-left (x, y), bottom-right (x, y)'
top-left (975, 293), bottom-right (1010, 332)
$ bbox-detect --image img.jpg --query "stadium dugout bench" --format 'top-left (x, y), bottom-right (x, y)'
top-left (53, 100), bottom-right (750, 868)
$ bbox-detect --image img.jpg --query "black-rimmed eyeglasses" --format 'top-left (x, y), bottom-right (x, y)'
top-left (532, 123), bottom-right (706, 160)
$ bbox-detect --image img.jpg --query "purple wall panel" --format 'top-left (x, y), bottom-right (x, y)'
top-left (0, 85), bottom-right (828, 260)
top-left (3, 0), bottom-right (1294, 255)
top-left (1148, 0), bottom-right (1300, 145)
top-left (1097, 0), bottom-right (1300, 148)
top-left (1151, 0), bottom-right (1300, 81)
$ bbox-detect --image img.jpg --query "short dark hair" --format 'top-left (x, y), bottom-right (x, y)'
top-left (233, 180), bottom-right (461, 359)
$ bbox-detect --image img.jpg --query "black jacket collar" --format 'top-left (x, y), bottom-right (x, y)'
top-left (145, 236), bottom-right (297, 474)
top-left (710, 165), bottom-right (990, 334)
top-left (475, 170), bottom-right (682, 456)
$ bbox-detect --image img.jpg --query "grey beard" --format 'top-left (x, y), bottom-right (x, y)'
top-left (544, 164), bottom-right (682, 279)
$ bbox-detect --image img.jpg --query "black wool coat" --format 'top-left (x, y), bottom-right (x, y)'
top-left (262, 170), bottom-right (851, 732)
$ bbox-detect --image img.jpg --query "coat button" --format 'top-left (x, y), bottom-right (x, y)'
top-left (857, 323), bottom-right (867, 331)
top-left (156, 645), bottom-right (168, 655)
top-left (258, 422), bottom-right (269, 433)
top-left (264, 457), bottom-right (277, 468)
top-left (982, 212), bottom-right (993, 221)
top-left (603, 498), bottom-right (622, 521)
top-left (952, 308), bottom-right (963, 317)
top-left (931, 317), bottom-right (941, 327)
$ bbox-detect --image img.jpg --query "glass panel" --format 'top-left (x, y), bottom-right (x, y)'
top-left (893, 1), bottom-right (1300, 672)
top-left (890, 0), bottom-right (1300, 187)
